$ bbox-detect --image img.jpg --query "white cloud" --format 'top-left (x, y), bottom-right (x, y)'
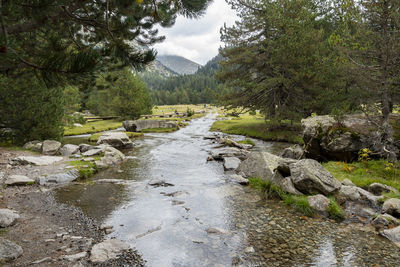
top-left (152, 0), bottom-right (238, 65)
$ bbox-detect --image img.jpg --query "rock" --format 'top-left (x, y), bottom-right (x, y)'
top-left (39, 169), bottom-right (80, 185)
top-left (89, 239), bottom-right (130, 263)
top-left (41, 140), bottom-right (62, 155)
top-left (301, 114), bottom-right (398, 161)
top-left (148, 179), bottom-right (174, 187)
top-left (123, 120), bottom-right (178, 132)
top-left (369, 183), bottom-right (399, 196)
top-left (280, 145), bottom-right (304, 160)
top-left (205, 227), bottom-right (229, 235)
top-left (244, 247), bottom-right (255, 253)
top-left (97, 132), bottom-right (133, 148)
top-left (0, 209), bottom-right (20, 227)
top-left (342, 179), bottom-right (355, 186)
top-left (9, 156), bottom-right (63, 166)
top-left (380, 226), bottom-right (400, 248)
top-left (290, 159), bottom-right (341, 195)
top-left (223, 157), bottom-right (241, 171)
top-left (73, 123), bottom-right (83, 127)
top-left (23, 140), bottom-right (42, 152)
top-left (79, 144), bottom-right (95, 153)
top-left (82, 148), bottom-right (103, 157)
top-left (95, 147), bottom-right (126, 169)
top-left (382, 198), bottom-right (400, 217)
top-left (211, 147), bottom-right (249, 161)
top-left (59, 144), bottom-right (80, 156)
top-left (0, 237), bottom-right (23, 261)
top-left (281, 177), bottom-right (303, 195)
top-left (31, 257), bottom-right (52, 264)
top-left (5, 175), bottom-right (34, 186)
top-left (307, 194), bottom-right (330, 212)
top-left (230, 174), bottom-right (249, 185)
top-left (338, 186), bottom-right (361, 201)
top-left (64, 251), bottom-right (87, 262)
top-left (372, 214), bottom-right (400, 229)
top-left (0, 172), bottom-right (4, 183)
top-left (95, 179), bottom-right (128, 184)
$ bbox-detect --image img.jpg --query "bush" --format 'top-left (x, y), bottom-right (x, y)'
top-left (0, 74), bottom-right (64, 144)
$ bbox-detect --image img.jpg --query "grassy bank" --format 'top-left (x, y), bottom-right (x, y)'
top-left (211, 113), bottom-right (303, 144)
top-left (249, 178), bottom-right (345, 220)
top-left (64, 120), bottom-right (122, 136)
top-left (152, 104), bottom-right (208, 115)
top-left (323, 160), bottom-right (400, 192)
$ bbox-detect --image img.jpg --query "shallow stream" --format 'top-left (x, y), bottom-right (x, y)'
top-left (56, 113), bottom-right (400, 266)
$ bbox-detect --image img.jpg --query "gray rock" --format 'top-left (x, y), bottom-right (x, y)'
top-left (64, 251), bottom-right (87, 262)
top-left (95, 147), bottom-right (126, 169)
top-left (281, 177), bottom-right (303, 195)
top-left (97, 132), bottom-right (133, 148)
top-left (307, 194), bottom-right (330, 212)
top-left (82, 148), bottom-right (103, 157)
top-left (223, 157), bottom-right (241, 171)
top-left (338, 185), bottom-right (361, 201)
top-left (372, 214), bottom-right (400, 229)
top-left (23, 140), bottom-right (42, 152)
top-left (382, 198), bottom-right (400, 217)
top-left (0, 172), bottom-right (4, 183)
top-left (5, 175), bottom-right (34, 186)
top-left (211, 147), bottom-right (249, 161)
top-left (381, 226), bottom-right (400, 248)
top-left (205, 227), bottom-right (229, 235)
top-left (9, 156), bottom-right (63, 166)
top-left (39, 169), bottom-right (80, 185)
top-left (89, 239), bottom-right (130, 263)
top-left (73, 123), bottom-right (83, 127)
top-left (342, 179), bottom-right (355, 186)
top-left (148, 179), bottom-right (174, 187)
top-left (230, 174), bottom-right (249, 185)
top-left (0, 237), bottom-right (23, 261)
top-left (280, 145), bottom-right (304, 160)
top-left (41, 140), bottom-right (62, 155)
top-left (123, 120), bottom-right (177, 132)
top-left (290, 159), bottom-right (341, 195)
top-left (79, 144), bottom-right (95, 153)
top-left (369, 183), bottom-right (399, 196)
top-left (60, 144), bottom-right (80, 156)
top-left (0, 209), bottom-right (20, 227)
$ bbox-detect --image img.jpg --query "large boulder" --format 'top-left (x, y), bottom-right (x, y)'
top-left (41, 140), bottom-right (62, 155)
top-left (382, 198), bottom-right (400, 217)
top-left (95, 147), bottom-right (126, 169)
top-left (5, 175), bottom-right (35, 186)
top-left (0, 209), bottom-right (20, 227)
top-left (59, 144), bottom-right (80, 156)
top-left (89, 239), bottom-right (130, 263)
top-left (123, 120), bottom-right (178, 132)
top-left (290, 159), bottom-right (341, 195)
top-left (0, 237), bottom-right (23, 261)
top-left (301, 114), bottom-right (383, 161)
top-left (39, 169), bottom-right (80, 185)
top-left (97, 132), bottom-right (133, 148)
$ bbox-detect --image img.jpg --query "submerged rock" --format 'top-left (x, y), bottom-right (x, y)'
top-left (0, 209), bottom-right (20, 227)
top-left (0, 237), bottom-right (23, 261)
top-left (290, 159), bottom-right (341, 195)
top-left (5, 175), bottom-right (34, 186)
top-left (41, 140), bottom-right (62, 155)
top-left (90, 239), bottom-right (130, 263)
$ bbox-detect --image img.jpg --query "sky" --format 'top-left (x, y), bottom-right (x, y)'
top-left (152, 0), bottom-right (238, 65)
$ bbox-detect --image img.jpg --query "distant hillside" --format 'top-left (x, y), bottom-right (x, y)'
top-left (143, 60), bottom-right (177, 78)
top-left (157, 55), bottom-right (202, 75)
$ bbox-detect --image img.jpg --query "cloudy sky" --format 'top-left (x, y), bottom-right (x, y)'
top-left (153, 0), bottom-right (238, 65)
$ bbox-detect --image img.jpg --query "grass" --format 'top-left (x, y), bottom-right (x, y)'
top-left (64, 120), bottom-right (122, 136)
top-left (323, 160), bottom-right (400, 192)
top-left (211, 113), bottom-right (303, 144)
top-left (68, 159), bottom-right (99, 180)
top-left (88, 131), bottom-right (144, 142)
top-left (152, 104), bottom-right (207, 115)
top-left (237, 139), bottom-right (256, 146)
top-left (249, 177), bottom-right (344, 220)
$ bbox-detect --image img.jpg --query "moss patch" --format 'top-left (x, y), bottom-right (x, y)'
top-left (238, 139), bottom-right (256, 146)
top-left (68, 160), bottom-right (99, 180)
top-left (64, 120), bottom-right (122, 136)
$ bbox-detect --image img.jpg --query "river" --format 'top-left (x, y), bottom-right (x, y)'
top-left (57, 113), bottom-right (400, 266)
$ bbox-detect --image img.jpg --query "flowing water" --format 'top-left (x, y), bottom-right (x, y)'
top-left (56, 113), bottom-right (400, 266)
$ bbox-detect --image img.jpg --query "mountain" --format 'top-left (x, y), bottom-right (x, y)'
top-left (143, 59), bottom-right (177, 78)
top-left (157, 55), bottom-right (202, 75)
